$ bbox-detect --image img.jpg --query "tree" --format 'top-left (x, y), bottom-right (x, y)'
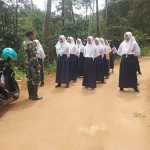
top-left (62, 0), bottom-right (65, 26)
top-left (44, 0), bottom-right (53, 63)
top-left (96, 0), bottom-right (100, 37)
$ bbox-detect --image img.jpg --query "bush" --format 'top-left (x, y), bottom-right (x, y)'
top-left (13, 67), bottom-right (26, 80)
top-left (140, 47), bottom-right (150, 56)
top-left (44, 59), bottom-right (57, 74)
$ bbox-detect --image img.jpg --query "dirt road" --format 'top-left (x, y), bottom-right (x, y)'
top-left (0, 57), bottom-right (150, 150)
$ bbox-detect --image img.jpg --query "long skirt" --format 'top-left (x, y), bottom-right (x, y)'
top-left (96, 55), bottom-right (104, 82)
top-left (103, 54), bottom-right (109, 77)
top-left (119, 54), bottom-right (137, 88)
top-left (110, 52), bottom-right (114, 69)
top-left (38, 58), bottom-right (44, 82)
top-left (82, 58), bottom-right (96, 89)
top-left (56, 54), bottom-right (69, 84)
top-left (68, 54), bottom-right (78, 81)
top-left (135, 56), bottom-right (141, 72)
top-left (78, 52), bottom-right (85, 77)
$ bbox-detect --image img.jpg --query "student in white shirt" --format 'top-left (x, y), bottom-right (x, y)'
top-left (34, 40), bottom-right (46, 87)
top-left (82, 36), bottom-right (100, 90)
top-left (55, 35), bottom-right (70, 88)
top-left (117, 32), bottom-right (140, 93)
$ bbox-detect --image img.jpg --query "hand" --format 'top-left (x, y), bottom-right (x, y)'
top-left (37, 64), bottom-right (41, 70)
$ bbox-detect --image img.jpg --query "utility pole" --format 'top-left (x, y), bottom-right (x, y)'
top-left (105, 0), bottom-right (108, 39)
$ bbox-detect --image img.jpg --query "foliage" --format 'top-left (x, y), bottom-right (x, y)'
top-left (140, 47), bottom-right (150, 56)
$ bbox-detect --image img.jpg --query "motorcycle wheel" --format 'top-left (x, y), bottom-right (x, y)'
top-left (0, 93), bottom-right (5, 105)
top-left (12, 81), bottom-right (20, 100)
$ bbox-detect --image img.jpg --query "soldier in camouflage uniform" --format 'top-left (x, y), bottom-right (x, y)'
top-left (22, 31), bottom-right (42, 100)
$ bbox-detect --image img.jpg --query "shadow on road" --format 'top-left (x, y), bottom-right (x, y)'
top-left (0, 98), bottom-right (36, 118)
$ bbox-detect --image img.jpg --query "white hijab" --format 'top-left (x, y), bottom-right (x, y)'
top-left (34, 39), bottom-right (46, 59)
top-left (84, 36), bottom-right (100, 58)
top-left (94, 37), bottom-right (104, 57)
top-left (100, 38), bottom-right (105, 46)
top-left (76, 38), bottom-right (84, 52)
top-left (68, 37), bottom-right (76, 51)
top-left (100, 38), bottom-right (109, 55)
top-left (121, 32), bottom-right (135, 54)
top-left (55, 35), bottom-right (68, 51)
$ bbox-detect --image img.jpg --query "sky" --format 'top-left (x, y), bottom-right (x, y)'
top-left (32, 0), bottom-right (105, 15)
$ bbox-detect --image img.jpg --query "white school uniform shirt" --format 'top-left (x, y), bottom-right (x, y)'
top-left (100, 38), bottom-right (109, 55)
top-left (55, 35), bottom-right (70, 58)
top-left (68, 37), bottom-right (80, 57)
top-left (117, 32), bottom-right (140, 56)
top-left (84, 36), bottom-right (100, 59)
top-left (94, 38), bottom-right (104, 58)
top-left (34, 40), bottom-right (46, 60)
top-left (112, 47), bottom-right (117, 54)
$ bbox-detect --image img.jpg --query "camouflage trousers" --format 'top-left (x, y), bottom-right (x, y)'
top-left (26, 67), bottom-right (40, 85)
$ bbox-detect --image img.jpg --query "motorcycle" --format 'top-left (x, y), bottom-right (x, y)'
top-left (0, 58), bottom-right (20, 105)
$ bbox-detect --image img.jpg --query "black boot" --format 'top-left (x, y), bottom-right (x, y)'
top-left (27, 81), bottom-right (32, 100)
top-left (40, 81), bottom-right (44, 87)
top-left (31, 84), bottom-right (43, 100)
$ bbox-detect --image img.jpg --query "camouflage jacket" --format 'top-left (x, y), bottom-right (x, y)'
top-left (22, 39), bottom-right (39, 69)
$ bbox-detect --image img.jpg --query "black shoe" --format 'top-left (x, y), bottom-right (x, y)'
top-left (106, 76), bottom-right (109, 79)
top-left (108, 73), bottom-right (110, 76)
top-left (66, 83), bottom-right (69, 88)
top-left (101, 81), bottom-right (106, 84)
top-left (138, 71), bottom-right (142, 75)
top-left (40, 81), bottom-right (44, 87)
top-left (55, 84), bottom-right (61, 88)
top-left (134, 88), bottom-right (140, 93)
top-left (120, 88), bottom-right (124, 92)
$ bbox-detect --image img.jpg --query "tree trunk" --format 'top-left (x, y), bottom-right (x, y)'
top-left (31, 0), bottom-right (34, 6)
top-left (71, 1), bottom-right (75, 24)
top-left (105, 0), bottom-right (108, 39)
top-left (62, 0), bottom-right (64, 27)
top-left (15, 1), bottom-right (18, 35)
top-left (44, 0), bottom-right (53, 63)
top-left (1, 12), bottom-right (4, 40)
top-left (86, 5), bottom-right (88, 20)
top-left (96, 0), bottom-right (100, 37)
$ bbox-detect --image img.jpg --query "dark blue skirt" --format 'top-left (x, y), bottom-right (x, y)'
top-left (135, 56), bottom-right (141, 72)
top-left (119, 54), bottom-right (137, 88)
top-left (78, 52), bottom-right (85, 77)
top-left (110, 51), bottom-right (114, 69)
top-left (68, 54), bottom-right (78, 81)
top-left (82, 57), bottom-right (96, 89)
top-left (56, 55), bottom-right (69, 84)
top-left (96, 55), bottom-right (104, 82)
top-left (103, 54), bottom-right (109, 77)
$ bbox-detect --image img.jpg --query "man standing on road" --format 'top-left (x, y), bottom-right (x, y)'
top-left (22, 31), bottom-right (43, 100)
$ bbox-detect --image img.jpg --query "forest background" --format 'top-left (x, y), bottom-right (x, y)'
top-left (0, 0), bottom-right (150, 79)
